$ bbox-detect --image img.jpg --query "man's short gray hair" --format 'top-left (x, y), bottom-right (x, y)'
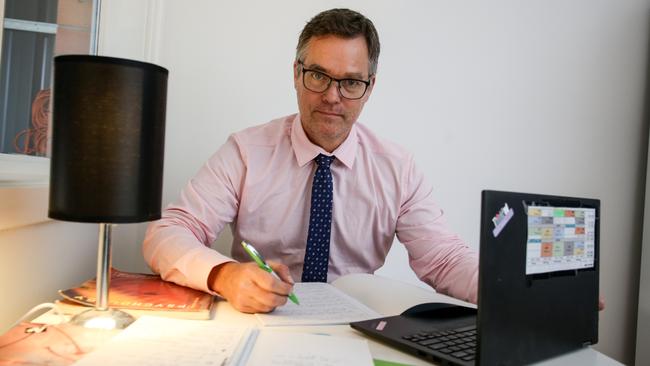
top-left (296, 8), bottom-right (380, 76)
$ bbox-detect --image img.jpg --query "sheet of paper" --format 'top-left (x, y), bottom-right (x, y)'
top-left (72, 316), bottom-right (248, 366)
top-left (255, 282), bottom-right (380, 326)
top-left (245, 331), bottom-right (374, 366)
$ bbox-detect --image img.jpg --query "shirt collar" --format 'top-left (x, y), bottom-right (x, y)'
top-left (291, 114), bottom-right (357, 169)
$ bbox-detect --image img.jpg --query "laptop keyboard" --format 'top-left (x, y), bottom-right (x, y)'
top-left (401, 325), bottom-right (477, 362)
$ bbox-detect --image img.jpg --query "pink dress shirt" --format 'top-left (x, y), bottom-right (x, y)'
top-left (143, 114), bottom-right (479, 303)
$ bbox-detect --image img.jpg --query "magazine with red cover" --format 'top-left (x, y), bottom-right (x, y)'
top-left (58, 268), bottom-right (214, 319)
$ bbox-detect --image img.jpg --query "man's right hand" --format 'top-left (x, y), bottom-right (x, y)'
top-left (208, 261), bottom-right (295, 313)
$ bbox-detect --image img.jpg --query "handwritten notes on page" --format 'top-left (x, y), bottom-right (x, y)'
top-left (255, 282), bottom-right (380, 326)
top-left (72, 316), bottom-right (248, 366)
top-left (245, 331), bottom-right (373, 366)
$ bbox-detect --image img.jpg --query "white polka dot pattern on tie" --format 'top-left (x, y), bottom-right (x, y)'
top-left (301, 154), bottom-right (334, 282)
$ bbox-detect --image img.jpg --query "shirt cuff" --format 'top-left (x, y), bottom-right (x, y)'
top-left (182, 247), bottom-right (237, 295)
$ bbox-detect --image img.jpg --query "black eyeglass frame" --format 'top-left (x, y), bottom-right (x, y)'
top-left (298, 61), bottom-right (372, 100)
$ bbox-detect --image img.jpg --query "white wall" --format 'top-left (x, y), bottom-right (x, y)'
top-left (136, 1), bottom-right (649, 364)
top-left (0, 218), bottom-right (98, 333)
top-left (1, 0), bottom-right (644, 363)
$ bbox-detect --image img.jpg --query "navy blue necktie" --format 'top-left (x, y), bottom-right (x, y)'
top-left (302, 154), bottom-right (335, 282)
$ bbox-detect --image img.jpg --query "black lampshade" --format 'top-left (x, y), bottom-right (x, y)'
top-left (49, 55), bottom-right (168, 223)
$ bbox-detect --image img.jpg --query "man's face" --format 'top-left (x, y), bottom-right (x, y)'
top-left (294, 35), bottom-right (374, 152)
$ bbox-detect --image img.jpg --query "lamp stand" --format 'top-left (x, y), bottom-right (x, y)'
top-left (69, 223), bottom-right (135, 330)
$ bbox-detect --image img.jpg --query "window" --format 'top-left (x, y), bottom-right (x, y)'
top-left (0, 0), bottom-right (98, 185)
top-left (0, 0), bottom-right (99, 230)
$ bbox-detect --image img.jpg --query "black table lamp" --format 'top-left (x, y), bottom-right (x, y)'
top-left (49, 55), bottom-right (168, 329)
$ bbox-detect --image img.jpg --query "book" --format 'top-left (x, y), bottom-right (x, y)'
top-left (57, 268), bottom-right (214, 320)
top-left (72, 316), bottom-right (374, 366)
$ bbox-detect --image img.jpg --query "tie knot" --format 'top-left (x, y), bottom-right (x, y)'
top-left (315, 154), bottom-right (335, 167)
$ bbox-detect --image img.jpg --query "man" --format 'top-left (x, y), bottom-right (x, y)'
top-left (143, 8), bottom-right (479, 313)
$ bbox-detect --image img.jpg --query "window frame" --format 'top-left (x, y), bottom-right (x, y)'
top-left (0, 0), bottom-right (101, 230)
top-left (0, 153), bottom-right (49, 187)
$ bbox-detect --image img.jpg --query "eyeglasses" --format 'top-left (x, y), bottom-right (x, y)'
top-left (298, 61), bottom-right (371, 100)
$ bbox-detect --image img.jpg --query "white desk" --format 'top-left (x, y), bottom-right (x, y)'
top-left (34, 273), bottom-right (621, 365)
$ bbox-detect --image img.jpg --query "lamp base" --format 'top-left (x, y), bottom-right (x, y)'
top-left (70, 308), bottom-right (135, 330)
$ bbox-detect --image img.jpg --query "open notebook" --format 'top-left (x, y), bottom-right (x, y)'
top-left (73, 282), bottom-right (380, 365)
top-left (72, 316), bottom-right (374, 366)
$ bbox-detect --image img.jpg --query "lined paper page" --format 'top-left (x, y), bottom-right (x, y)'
top-left (256, 282), bottom-right (380, 326)
top-left (245, 331), bottom-right (373, 366)
top-left (72, 316), bottom-right (248, 366)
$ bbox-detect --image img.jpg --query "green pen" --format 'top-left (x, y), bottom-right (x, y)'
top-left (241, 241), bottom-right (300, 305)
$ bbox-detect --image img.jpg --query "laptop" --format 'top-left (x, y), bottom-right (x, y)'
top-left (351, 190), bottom-right (600, 365)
